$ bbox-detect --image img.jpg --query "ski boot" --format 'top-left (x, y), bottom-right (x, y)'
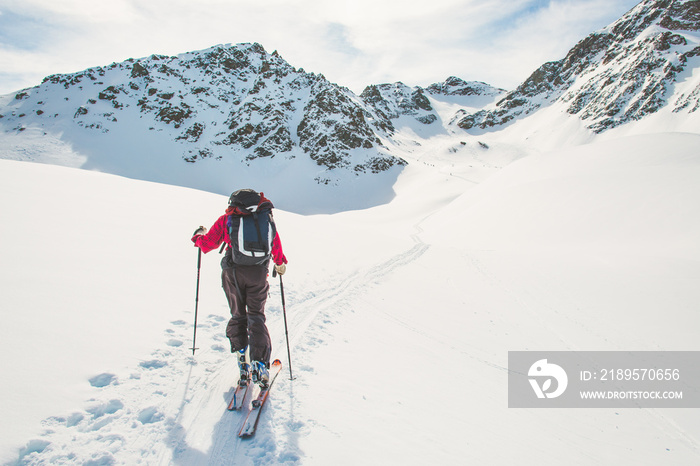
top-left (237, 348), bottom-right (249, 386)
top-left (251, 361), bottom-right (270, 388)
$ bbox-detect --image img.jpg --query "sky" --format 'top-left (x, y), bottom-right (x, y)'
top-left (0, 0), bottom-right (642, 96)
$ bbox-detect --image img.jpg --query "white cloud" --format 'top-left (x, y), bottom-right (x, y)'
top-left (0, 0), bottom-right (641, 95)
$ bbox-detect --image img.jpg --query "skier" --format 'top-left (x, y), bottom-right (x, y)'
top-left (191, 189), bottom-right (287, 387)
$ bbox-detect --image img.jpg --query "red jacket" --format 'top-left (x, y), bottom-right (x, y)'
top-left (191, 213), bottom-right (287, 265)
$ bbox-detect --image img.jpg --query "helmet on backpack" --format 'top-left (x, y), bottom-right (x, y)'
top-left (228, 189), bottom-right (261, 209)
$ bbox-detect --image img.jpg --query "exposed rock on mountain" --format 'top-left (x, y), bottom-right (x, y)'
top-left (458, 0), bottom-right (700, 133)
top-left (360, 82), bottom-right (436, 131)
top-left (360, 77), bottom-right (505, 133)
top-left (426, 76), bottom-right (504, 98)
top-left (297, 80), bottom-right (395, 173)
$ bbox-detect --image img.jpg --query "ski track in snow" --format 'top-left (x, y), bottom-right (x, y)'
top-left (261, 242), bottom-right (433, 454)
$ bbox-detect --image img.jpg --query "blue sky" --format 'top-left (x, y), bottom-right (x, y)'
top-left (0, 0), bottom-right (641, 95)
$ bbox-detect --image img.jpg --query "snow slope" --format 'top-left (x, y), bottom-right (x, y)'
top-left (2, 129), bottom-right (700, 464)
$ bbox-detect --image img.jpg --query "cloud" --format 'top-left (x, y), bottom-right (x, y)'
top-left (324, 23), bottom-right (362, 58)
top-left (315, 0), bottom-right (641, 90)
top-left (281, 0), bottom-right (543, 90)
top-left (0, 0), bottom-right (641, 95)
top-left (472, 0), bottom-right (640, 84)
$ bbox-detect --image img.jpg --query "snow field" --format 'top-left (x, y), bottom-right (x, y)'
top-left (2, 130), bottom-right (700, 464)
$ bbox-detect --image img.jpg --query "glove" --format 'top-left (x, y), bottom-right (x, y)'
top-left (274, 263), bottom-right (287, 276)
top-left (193, 226), bottom-right (207, 236)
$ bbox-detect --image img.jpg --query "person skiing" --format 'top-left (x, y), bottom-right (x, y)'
top-left (191, 189), bottom-right (287, 387)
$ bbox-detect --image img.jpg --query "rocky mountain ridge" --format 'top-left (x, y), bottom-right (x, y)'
top-left (3, 43), bottom-right (407, 179)
top-left (457, 0), bottom-right (700, 133)
top-left (360, 78), bottom-right (504, 131)
top-left (1, 42), bottom-right (506, 185)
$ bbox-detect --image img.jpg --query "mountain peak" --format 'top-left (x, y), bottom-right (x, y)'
top-left (457, 0), bottom-right (700, 134)
top-left (426, 77), bottom-right (505, 97)
top-left (609, 0), bottom-right (700, 39)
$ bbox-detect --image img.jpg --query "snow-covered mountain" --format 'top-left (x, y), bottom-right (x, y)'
top-left (360, 77), bottom-right (505, 140)
top-left (361, 77), bottom-right (505, 128)
top-left (0, 43), bottom-right (410, 213)
top-left (4, 42), bottom-right (405, 172)
top-left (458, 0), bottom-right (700, 134)
top-left (0, 42), bottom-right (510, 213)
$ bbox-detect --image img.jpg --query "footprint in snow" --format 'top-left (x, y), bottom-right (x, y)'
top-left (287, 420), bottom-right (305, 433)
top-left (166, 339), bottom-right (183, 347)
top-left (83, 453), bottom-right (115, 465)
top-left (47, 412), bottom-right (85, 428)
top-left (278, 450), bottom-right (302, 463)
top-left (86, 399), bottom-right (124, 419)
top-left (66, 412), bottom-right (84, 427)
top-left (137, 406), bottom-right (164, 425)
top-left (88, 373), bottom-right (117, 388)
top-left (139, 360), bottom-right (168, 370)
top-left (17, 439), bottom-right (51, 464)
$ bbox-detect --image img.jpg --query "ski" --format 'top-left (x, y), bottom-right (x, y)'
top-left (238, 359), bottom-right (283, 438)
top-left (227, 379), bottom-right (250, 411)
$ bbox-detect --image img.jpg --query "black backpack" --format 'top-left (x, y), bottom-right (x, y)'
top-left (226, 189), bottom-right (276, 266)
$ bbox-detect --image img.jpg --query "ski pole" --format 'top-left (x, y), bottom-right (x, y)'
top-left (190, 247), bottom-right (202, 355)
top-left (275, 270), bottom-right (295, 380)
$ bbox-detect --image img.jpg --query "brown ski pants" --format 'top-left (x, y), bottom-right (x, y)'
top-left (222, 264), bottom-right (271, 366)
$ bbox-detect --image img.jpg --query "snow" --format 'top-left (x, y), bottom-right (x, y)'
top-left (2, 119), bottom-right (700, 464)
